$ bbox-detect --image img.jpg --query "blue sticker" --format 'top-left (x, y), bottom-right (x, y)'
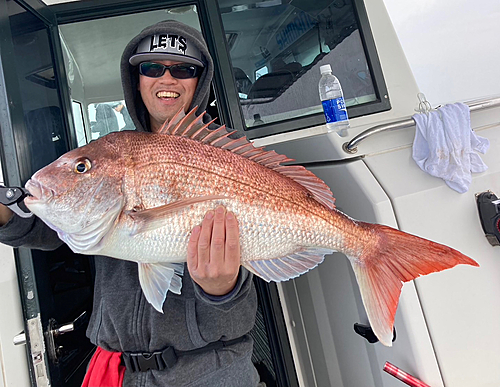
top-left (322, 97), bottom-right (348, 123)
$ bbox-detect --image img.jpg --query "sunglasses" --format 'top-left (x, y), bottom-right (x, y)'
top-left (139, 62), bottom-right (201, 79)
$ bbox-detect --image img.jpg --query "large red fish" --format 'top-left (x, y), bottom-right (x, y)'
top-left (24, 108), bottom-right (478, 346)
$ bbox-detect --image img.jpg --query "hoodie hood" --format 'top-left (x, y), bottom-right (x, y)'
top-left (121, 20), bottom-right (214, 132)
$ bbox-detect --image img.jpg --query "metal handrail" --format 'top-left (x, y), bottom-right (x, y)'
top-left (342, 96), bottom-right (500, 154)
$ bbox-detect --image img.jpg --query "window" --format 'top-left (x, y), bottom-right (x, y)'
top-left (255, 66), bottom-right (269, 80)
top-left (218, 0), bottom-right (386, 130)
top-left (72, 101), bottom-right (87, 146)
top-left (87, 101), bottom-right (135, 139)
top-left (59, 5), bottom-right (201, 138)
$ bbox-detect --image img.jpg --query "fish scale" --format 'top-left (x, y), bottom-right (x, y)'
top-left (122, 134), bottom-right (335, 261)
top-left (24, 108), bottom-right (478, 347)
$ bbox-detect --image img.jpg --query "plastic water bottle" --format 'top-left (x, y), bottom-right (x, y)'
top-left (319, 64), bottom-right (349, 137)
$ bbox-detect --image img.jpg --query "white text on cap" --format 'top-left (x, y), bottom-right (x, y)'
top-left (150, 34), bottom-right (187, 54)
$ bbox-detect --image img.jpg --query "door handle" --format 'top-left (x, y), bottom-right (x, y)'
top-left (46, 311), bottom-right (88, 364)
top-left (13, 332), bottom-right (26, 346)
top-left (13, 311), bottom-right (87, 347)
top-left (50, 311), bottom-right (87, 337)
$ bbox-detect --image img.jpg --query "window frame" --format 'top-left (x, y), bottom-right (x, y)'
top-left (51, 0), bottom-right (389, 141)
top-left (218, 0), bottom-right (391, 140)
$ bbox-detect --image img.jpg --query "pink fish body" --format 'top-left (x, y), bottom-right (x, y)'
top-left (24, 109), bottom-right (478, 346)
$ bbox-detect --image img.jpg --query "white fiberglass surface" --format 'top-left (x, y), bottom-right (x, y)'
top-left (0, 245), bottom-right (30, 386)
top-left (363, 118), bottom-right (500, 387)
top-left (383, 0), bottom-right (500, 105)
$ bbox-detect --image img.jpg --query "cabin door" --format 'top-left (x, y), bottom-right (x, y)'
top-left (0, 1), bottom-right (95, 386)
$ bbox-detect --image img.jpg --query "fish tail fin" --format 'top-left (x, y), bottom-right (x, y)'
top-left (349, 222), bottom-right (479, 346)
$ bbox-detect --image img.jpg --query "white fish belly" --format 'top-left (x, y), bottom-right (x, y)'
top-left (98, 201), bottom-right (337, 265)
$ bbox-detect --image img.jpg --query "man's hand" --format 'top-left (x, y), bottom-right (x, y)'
top-left (0, 204), bottom-right (13, 226)
top-left (187, 205), bottom-right (241, 296)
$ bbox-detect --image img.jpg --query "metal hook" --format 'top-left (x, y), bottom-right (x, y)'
top-left (415, 92), bottom-right (432, 114)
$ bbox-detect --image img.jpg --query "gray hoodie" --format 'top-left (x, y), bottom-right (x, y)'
top-left (0, 19), bottom-right (259, 387)
top-left (120, 20), bottom-right (215, 132)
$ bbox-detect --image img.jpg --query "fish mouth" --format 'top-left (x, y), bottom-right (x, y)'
top-left (24, 179), bottom-right (53, 202)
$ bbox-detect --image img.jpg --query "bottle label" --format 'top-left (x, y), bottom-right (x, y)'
top-left (322, 97), bottom-right (348, 123)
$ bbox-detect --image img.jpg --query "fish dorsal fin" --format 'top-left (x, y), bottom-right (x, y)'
top-left (160, 108), bottom-right (336, 210)
top-left (157, 108), bottom-right (186, 135)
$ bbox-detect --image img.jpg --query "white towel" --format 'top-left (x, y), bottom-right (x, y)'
top-left (412, 102), bottom-right (489, 193)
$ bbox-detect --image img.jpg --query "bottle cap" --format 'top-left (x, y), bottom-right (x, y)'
top-left (320, 64), bottom-right (332, 75)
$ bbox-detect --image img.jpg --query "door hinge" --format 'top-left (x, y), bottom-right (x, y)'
top-left (27, 314), bottom-right (51, 387)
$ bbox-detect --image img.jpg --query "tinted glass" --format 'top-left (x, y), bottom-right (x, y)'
top-left (59, 6), bottom-right (201, 140)
top-left (8, 1), bottom-right (69, 175)
top-left (88, 101), bottom-right (135, 139)
top-left (219, 0), bottom-right (377, 128)
top-left (72, 101), bottom-right (87, 146)
top-left (6, 2), bottom-right (95, 385)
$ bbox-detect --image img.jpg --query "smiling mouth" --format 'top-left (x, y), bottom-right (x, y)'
top-left (156, 91), bottom-right (180, 99)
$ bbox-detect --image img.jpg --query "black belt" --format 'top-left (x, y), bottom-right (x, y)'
top-left (122, 336), bottom-right (247, 373)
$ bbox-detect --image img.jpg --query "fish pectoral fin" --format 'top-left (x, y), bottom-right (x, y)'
top-left (138, 262), bottom-right (185, 313)
top-left (129, 195), bottom-right (230, 235)
top-left (243, 248), bottom-right (334, 282)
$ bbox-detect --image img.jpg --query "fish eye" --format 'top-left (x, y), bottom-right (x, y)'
top-left (74, 158), bottom-right (92, 174)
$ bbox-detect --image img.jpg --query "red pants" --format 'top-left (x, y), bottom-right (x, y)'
top-left (81, 347), bottom-right (125, 387)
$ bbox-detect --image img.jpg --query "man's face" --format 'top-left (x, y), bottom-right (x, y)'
top-left (138, 59), bottom-right (199, 133)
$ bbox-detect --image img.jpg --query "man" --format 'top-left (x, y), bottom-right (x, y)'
top-left (0, 20), bottom-right (260, 386)
top-left (93, 103), bottom-right (119, 136)
top-left (112, 102), bottom-right (135, 131)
